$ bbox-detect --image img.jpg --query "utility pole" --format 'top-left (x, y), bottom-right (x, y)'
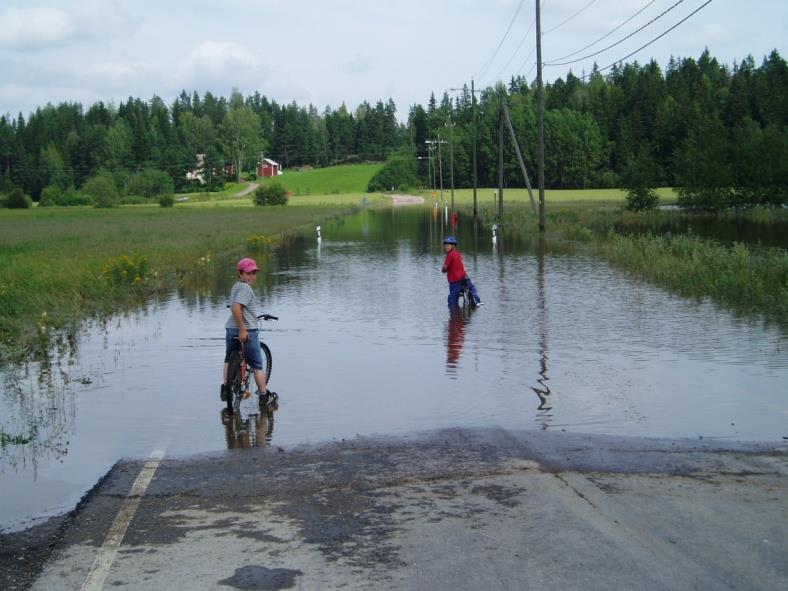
top-left (498, 92), bottom-right (504, 219)
top-left (446, 117), bottom-right (456, 213)
top-left (471, 78), bottom-right (478, 220)
top-left (436, 135), bottom-right (445, 203)
top-left (536, 0), bottom-right (546, 233)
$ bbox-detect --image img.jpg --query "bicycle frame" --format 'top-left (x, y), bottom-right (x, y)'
top-left (225, 310), bottom-right (277, 413)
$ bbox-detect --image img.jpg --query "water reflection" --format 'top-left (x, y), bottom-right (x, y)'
top-left (221, 407), bottom-right (275, 449)
top-left (530, 239), bottom-right (553, 427)
top-left (1, 360), bottom-right (77, 472)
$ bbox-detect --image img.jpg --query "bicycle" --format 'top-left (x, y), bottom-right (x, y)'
top-left (457, 279), bottom-right (478, 311)
top-left (225, 313), bottom-right (278, 414)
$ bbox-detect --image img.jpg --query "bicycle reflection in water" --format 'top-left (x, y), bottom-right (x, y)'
top-left (220, 401), bottom-right (276, 449)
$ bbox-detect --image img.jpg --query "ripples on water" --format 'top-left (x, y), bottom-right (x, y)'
top-left (1, 207), bottom-right (787, 531)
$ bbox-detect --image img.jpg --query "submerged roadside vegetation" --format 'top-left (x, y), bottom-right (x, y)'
top-left (478, 203), bottom-right (788, 326)
top-left (0, 204), bottom-right (356, 364)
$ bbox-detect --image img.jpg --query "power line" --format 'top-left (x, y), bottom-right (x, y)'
top-left (516, 46), bottom-right (537, 78)
top-left (591, 0), bottom-right (715, 75)
top-left (545, 0), bottom-right (687, 67)
top-left (542, 0), bottom-right (598, 36)
top-left (472, 0), bottom-right (527, 82)
top-left (547, 0), bottom-right (659, 64)
top-left (489, 17), bottom-right (537, 84)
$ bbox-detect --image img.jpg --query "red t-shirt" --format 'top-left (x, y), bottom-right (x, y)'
top-left (443, 248), bottom-right (467, 283)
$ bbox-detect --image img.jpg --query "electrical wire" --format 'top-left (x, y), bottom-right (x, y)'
top-left (542, 0), bottom-right (598, 36)
top-left (545, 0), bottom-right (686, 67)
top-left (591, 0), bottom-right (714, 74)
top-left (547, 0), bottom-right (659, 64)
top-left (489, 17), bottom-right (537, 84)
top-left (472, 0), bottom-right (528, 82)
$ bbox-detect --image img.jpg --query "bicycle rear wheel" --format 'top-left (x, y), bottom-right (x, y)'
top-left (226, 346), bottom-right (243, 413)
top-left (467, 288), bottom-right (478, 310)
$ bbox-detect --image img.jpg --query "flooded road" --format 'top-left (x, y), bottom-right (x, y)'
top-left (2, 207), bottom-right (787, 532)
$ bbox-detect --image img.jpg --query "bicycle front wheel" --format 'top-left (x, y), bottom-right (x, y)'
top-left (260, 342), bottom-right (273, 384)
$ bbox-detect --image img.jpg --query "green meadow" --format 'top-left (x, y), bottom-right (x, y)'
top-left (257, 163), bottom-right (383, 196)
top-left (0, 204), bottom-right (356, 361)
top-left (421, 187), bottom-right (678, 207)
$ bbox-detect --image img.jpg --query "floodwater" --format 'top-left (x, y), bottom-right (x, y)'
top-left (616, 213), bottom-right (788, 249)
top-left (2, 207), bottom-right (787, 532)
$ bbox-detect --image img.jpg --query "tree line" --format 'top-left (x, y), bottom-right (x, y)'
top-left (1, 48), bottom-right (785, 209)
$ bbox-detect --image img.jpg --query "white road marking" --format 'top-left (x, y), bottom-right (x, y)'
top-left (80, 449), bottom-right (165, 591)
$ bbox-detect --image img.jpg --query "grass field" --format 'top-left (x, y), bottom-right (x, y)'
top-left (0, 204), bottom-right (355, 361)
top-left (420, 187), bottom-right (678, 207)
top-left (257, 163), bottom-right (383, 195)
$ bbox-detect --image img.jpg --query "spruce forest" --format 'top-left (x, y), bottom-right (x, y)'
top-left (0, 49), bottom-right (785, 210)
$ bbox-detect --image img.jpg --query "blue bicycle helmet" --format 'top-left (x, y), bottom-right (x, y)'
top-left (443, 236), bottom-right (458, 245)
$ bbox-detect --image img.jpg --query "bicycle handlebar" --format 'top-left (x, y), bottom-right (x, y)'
top-left (225, 304), bottom-right (278, 321)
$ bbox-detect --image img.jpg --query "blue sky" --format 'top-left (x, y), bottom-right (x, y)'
top-left (1, 0), bottom-right (785, 120)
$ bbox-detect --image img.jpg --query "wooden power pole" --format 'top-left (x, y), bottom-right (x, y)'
top-left (536, 0), bottom-right (546, 233)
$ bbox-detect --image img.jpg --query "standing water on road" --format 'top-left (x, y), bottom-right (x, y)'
top-left (2, 207), bottom-right (787, 532)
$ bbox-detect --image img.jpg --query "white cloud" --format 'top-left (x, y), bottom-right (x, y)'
top-left (0, 6), bottom-right (74, 49)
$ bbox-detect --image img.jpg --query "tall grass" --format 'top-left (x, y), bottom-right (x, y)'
top-left (0, 204), bottom-right (354, 361)
top-left (477, 203), bottom-right (788, 326)
top-left (601, 232), bottom-right (788, 319)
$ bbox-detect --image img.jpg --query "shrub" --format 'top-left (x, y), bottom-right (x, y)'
top-left (128, 169), bottom-right (175, 198)
top-left (159, 194), bottom-right (175, 207)
top-left (367, 150), bottom-right (419, 192)
top-left (102, 253), bottom-right (149, 286)
top-left (39, 185), bottom-right (63, 207)
top-left (61, 188), bottom-right (92, 206)
top-left (246, 234), bottom-right (273, 250)
top-left (625, 187), bottom-right (659, 212)
top-left (623, 148), bottom-right (659, 212)
top-left (254, 183), bottom-right (288, 206)
top-left (83, 173), bottom-right (119, 208)
top-left (6, 188), bottom-right (32, 209)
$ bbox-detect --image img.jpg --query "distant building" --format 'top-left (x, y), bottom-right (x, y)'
top-left (186, 153), bottom-right (206, 184)
top-left (224, 162), bottom-right (234, 177)
top-left (257, 158), bottom-right (282, 177)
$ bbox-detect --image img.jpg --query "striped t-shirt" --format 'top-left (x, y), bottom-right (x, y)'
top-left (225, 281), bottom-right (258, 329)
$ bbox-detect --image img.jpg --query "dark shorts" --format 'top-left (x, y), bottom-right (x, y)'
top-left (224, 328), bottom-right (264, 370)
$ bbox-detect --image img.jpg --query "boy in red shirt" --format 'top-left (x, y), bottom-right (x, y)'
top-left (441, 236), bottom-right (482, 307)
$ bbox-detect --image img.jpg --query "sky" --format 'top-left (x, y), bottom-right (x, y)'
top-left (1, 0), bottom-right (785, 121)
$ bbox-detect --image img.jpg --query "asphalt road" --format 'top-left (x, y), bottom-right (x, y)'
top-left (3, 428), bottom-right (787, 590)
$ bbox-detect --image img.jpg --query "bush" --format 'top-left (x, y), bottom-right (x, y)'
top-left (61, 188), bottom-right (92, 206)
top-left (625, 187), bottom-right (659, 212)
top-left (83, 173), bottom-right (119, 208)
top-left (39, 185), bottom-right (63, 207)
top-left (127, 169), bottom-right (175, 198)
top-left (623, 148), bottom-right (659, 212)
top-left (253, 183), bottom-right (288, 206)
top-left (5, 188), bottom-right (32, 209)
top-left (159, 194), bottom-right (175, 207)
top-left (367, 150), bottom-right (419, 192)
top-left (676, 186), bottom-right (734, 211)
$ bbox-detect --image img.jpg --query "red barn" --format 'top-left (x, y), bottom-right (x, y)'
top-left (257, 158), bottom-right (282, 177)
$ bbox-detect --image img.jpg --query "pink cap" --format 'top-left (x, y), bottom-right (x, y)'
top-left (236, 257), bottom-right (259, 273)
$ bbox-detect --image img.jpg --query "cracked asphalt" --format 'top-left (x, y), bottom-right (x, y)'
top-left (3, 428), bottom-right (787, 590)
